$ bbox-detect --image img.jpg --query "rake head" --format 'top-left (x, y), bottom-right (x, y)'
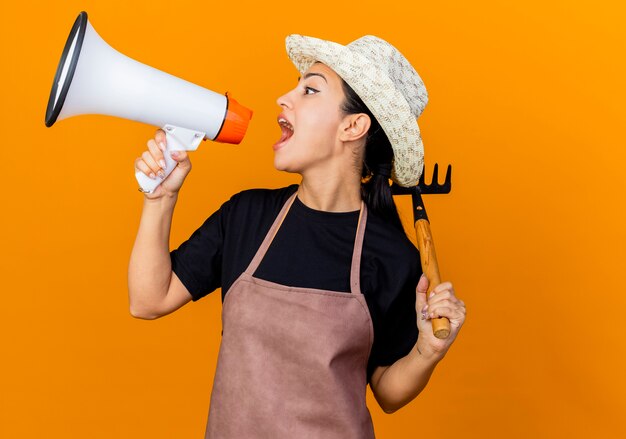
top-left (390, 163), bottom-right (452, 223)
top-left (391, 163), bottom-right (452, 196)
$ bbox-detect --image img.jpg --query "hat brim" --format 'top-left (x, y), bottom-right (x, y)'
top-left (285, 34), bottom-right (424, 187)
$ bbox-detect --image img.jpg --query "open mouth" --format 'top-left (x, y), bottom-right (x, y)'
top-left (274, 116), bottom-right (294, 149)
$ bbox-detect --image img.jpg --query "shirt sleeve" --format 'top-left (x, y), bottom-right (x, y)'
top-left (366, 247), bottom-right (421, 383)
top-left (169, 198), bottom-right (232, 302)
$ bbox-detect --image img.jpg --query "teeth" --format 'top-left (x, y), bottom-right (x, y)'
top-left (278, 118), bottom-right (294, 131)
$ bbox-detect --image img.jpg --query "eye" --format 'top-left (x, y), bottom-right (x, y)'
top-left (304, 86), bottom-right (319, 95)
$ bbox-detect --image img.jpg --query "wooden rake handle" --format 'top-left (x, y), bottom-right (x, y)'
top-left (415, 218), bottom-right (451, 339)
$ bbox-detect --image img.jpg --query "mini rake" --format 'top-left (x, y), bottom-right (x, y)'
top-left (391, 163), bottom-right (452, 339)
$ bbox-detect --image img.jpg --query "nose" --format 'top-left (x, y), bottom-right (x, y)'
top-left (276, 89), bottom-right (293, 110)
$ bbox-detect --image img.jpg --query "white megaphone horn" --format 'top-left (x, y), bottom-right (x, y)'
top-left (45, 11), bottom-right (253, 193)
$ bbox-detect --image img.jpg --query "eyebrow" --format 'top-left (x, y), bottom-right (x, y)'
top-left (297, 72), bottom-right (328, 83)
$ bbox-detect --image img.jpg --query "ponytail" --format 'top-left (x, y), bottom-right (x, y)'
top-left (340, 79), bottom-right (404, 232)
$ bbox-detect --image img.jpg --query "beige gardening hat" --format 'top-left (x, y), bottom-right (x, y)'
top-left (285, 34), bottom-right (428, 187)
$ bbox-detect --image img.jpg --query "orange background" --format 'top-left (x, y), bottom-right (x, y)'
top-left (1, 0), bottom-right (625, 437)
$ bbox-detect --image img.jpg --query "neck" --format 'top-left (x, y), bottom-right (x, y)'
top-left (297, 168), bottom-right (362, 212)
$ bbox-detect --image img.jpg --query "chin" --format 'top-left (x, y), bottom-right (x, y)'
top-left (273, 158), bottom-right (300, 175)
top-left (273, 154), bottom-right (291, 173)
top-left (273, 148), bottom-right (301, 174)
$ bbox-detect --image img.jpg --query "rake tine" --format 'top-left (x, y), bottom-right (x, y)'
top-left (429, 163), bottom-right (439, 188)
top-left (421, 163), bottom-right (451, 193)
top-left (439, 163), bottom-right (452, 192)
top-left (418, 165), bottom-right (426, 188)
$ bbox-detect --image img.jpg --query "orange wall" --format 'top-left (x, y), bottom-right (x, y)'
top-left (1, 0), bottom-right (624, 437)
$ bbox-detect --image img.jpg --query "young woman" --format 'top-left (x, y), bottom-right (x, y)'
top-left (128, 34), bottom-right (466, 438)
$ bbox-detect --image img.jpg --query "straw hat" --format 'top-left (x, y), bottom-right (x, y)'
top-left (285, 34), bottom-right (428, 187)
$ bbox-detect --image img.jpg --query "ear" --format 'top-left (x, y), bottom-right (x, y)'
top-left (339, 113), bottom-right (371, 143)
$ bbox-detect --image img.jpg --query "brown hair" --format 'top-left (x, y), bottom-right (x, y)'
top-left (340, 78), bottom-right (403, 232)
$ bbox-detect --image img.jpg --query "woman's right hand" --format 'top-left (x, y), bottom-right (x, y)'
top-left (134, 129), bottom-right (192, 199)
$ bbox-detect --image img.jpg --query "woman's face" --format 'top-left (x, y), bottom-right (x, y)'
top-left (274, 62), bottom-right (350, 175)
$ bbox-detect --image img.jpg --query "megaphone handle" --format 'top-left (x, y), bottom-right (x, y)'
top-left (135, 125), bottom-right (205, 193)
top-left (135, 141), bottom-right (179, 193)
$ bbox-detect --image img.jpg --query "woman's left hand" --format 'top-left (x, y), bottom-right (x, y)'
top-left (414, 274), bottom-right (466, 360)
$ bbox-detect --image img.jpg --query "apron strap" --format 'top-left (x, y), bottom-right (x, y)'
top-left (349, 201), bottom-right (368, 295)
top-left (244, 192), bottom-right (298, 275)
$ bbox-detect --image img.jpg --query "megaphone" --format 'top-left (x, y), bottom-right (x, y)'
top-left (45, 11), bottom-right (253, 193)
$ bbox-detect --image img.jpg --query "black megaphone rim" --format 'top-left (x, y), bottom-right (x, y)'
top-left (45, 11), bottom-right (88, 127)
